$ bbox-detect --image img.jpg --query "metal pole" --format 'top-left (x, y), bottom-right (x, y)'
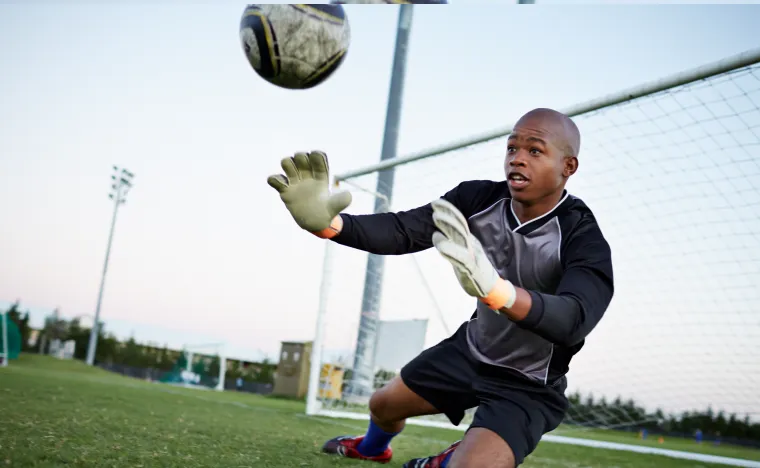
top-left (85, 167), bottom-right (133, 366)
top-left (85, 185), bottom-right (121, 365)
top-left (335, 46), bottom-right (760, 181)
top-left (306, 240), bottom-right (336, 415)
top-left (217, 352), bottom-right (227, 391)
top-left (1, 313), bottom-right (8, 367)
top-left (349, 4), bottom-right (414, 397)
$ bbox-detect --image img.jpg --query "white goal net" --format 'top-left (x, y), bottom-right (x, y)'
top-left (165, 342), bottom-right (227, 391)
top-left (306, 49), bottom-right (760, 440)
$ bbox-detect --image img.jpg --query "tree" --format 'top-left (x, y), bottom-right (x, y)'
top-left (192, 356), bottom-right (207, 375)
top-left (5, 302), bottom-right (32, 351)
top-left (38, 308), bottom-right (68, 354)
top-left (154, 346), bottom-right (174, 371)
top-left (176, 352), bottom-right (188, 370)
top-left (374, 369), bottom-right (396, 390)
top-left (209, 355), bottom-right (221, 378)
top-left (120, 337), bottom-right (142, 366)
top-left (65, 318), bottom-right (92, 360)
top-left (584, 394), bottom-right (595, 408)
top-left (252, 358), bottom-right (275, 384)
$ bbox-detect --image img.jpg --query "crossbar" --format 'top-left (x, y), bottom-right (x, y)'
top-left (335, 46), bottom-right (760, 182)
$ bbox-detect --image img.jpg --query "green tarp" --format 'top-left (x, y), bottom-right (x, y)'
top-left (1, 314), bottom-right (22, 360)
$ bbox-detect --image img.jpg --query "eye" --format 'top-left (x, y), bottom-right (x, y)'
top-left (507, 145), bottom-right (516, 154)
top-left (530, 147), bottom-right (542, 156)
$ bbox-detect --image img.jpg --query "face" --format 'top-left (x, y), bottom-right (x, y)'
top-left (504, 116), bottom-right (578, 204)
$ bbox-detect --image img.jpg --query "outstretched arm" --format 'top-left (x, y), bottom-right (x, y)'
top-left (268, 151), bottom-right (481, 256)
top-left (330, 180), bottom-right (504, 255)
top-left (327, 207), bottom-right (438, 255)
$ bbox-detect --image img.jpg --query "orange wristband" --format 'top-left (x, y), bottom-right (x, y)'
top-left (479, 277), bottom-right (516, 311)
top-left (312, 215), bottom-right (343, 239)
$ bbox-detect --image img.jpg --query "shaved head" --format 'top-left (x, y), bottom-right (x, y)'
top-left (514, 108), bottom-right (581, 159)
top-left (504, 108), bottom-right (582, 218)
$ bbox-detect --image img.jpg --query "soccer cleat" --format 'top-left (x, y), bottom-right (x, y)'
top-left (321, 435), bottom-right (393, 464)
top-left (402, 440), bottom-right (461, 468)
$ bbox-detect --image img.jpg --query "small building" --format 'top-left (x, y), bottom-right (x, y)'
top-left (272, 341), bottom-right (312, 399)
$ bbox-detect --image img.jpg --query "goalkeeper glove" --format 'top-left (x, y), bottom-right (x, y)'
top-left (431, 198), bottom-right (517, 311)
top-left (267, 151), bottom-right (352, 238)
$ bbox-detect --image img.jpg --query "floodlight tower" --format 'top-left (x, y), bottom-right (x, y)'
top-left (348, 4), bottom-right (414, 398)
top-left (85, 166), bottom-right (134, 366)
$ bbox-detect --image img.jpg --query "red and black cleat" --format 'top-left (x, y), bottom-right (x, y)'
top-left (322, 435), bottom-right (393, 464)
top-left (402, 440), bottom-right (461, 468)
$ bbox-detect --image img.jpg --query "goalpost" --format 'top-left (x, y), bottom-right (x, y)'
top-left (171, 342), bottom-right (227, 391)
top-left (305, 47), bottom-right (760, 466)
top-left (0, 312), bottom-right (8, 367)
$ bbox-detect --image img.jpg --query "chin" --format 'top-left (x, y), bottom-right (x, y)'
top-left (508, 188), bottom-right (530, 203)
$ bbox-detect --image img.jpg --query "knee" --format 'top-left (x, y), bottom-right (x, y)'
top-left (369, 378), bottom-right (407, 423)
top-left (368, 376), bottom-right (437, 425)
top-left (368, 389), bottom-right (392, 422)
top-left (448, 428), bottom-right (516, 468)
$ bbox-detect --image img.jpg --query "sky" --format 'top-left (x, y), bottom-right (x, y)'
top-left (1, 1), bottom-right (760, 419)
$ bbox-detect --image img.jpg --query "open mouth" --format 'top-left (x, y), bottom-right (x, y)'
top-left (508, 172), bottom-right (530, 189)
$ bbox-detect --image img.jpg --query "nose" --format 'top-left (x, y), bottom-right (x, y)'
top-left (508, 149), bottom-right (528, 167)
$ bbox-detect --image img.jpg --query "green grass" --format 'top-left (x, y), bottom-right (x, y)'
top-left (1, 354), bottom-right (758, 467)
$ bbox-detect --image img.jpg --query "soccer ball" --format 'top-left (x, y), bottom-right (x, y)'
top-left (331, 0), bottom-right (447, 3)
top-left (239, 4), bottom-right (351, 90)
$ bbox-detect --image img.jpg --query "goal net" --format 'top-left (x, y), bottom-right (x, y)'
top-left (306, 50), bottom-right (760, 434)
top-left (160, 342), bottom-right (227, 391)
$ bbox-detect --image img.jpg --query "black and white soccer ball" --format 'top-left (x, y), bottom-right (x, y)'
top-left (331, 0), bottom-right (448, 3)
top-left (239, 4), bottom-right (350, 90)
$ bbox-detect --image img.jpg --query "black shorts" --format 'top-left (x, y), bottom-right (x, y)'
top-left (400, 321), bottom-right (569, 466)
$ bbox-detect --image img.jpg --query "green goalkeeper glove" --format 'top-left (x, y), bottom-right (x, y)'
top-left (431, 198), bottom-right (517, 311)
top-left (267, 151), bottom-right (352, 238)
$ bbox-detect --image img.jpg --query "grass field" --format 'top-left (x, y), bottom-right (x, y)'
top-left (2, 355), bottom-right (759, 468)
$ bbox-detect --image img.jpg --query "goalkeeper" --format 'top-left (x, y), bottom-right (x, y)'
top-left (267, 108), bottom-right (614, 468)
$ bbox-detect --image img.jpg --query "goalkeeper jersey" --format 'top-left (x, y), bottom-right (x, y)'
top-left (332, 179), bottom-right (614, 386)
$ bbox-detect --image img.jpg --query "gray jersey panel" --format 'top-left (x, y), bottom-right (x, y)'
top-left (464, 198), bottom-right (564, 383)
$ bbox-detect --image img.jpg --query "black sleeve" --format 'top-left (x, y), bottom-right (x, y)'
top-left (331, 180), bottom-right (499, 256)
top-left (517, 221), bottom-right (614, 347)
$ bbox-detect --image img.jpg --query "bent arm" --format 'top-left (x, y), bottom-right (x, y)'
top-left (492, 229), bottom-right (614, 347)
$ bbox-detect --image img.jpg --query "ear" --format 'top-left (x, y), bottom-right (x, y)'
top-left (563, 156), bottom-right (578, 178)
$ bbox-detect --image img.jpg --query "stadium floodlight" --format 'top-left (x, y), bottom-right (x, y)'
top-left (85, 166), bottom-right (135, 366)
top-left (345, 1), bottom-right (414, 401)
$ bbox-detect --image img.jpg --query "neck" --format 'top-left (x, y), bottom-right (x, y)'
top-left (512, 190), bottom-right (565, 224)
